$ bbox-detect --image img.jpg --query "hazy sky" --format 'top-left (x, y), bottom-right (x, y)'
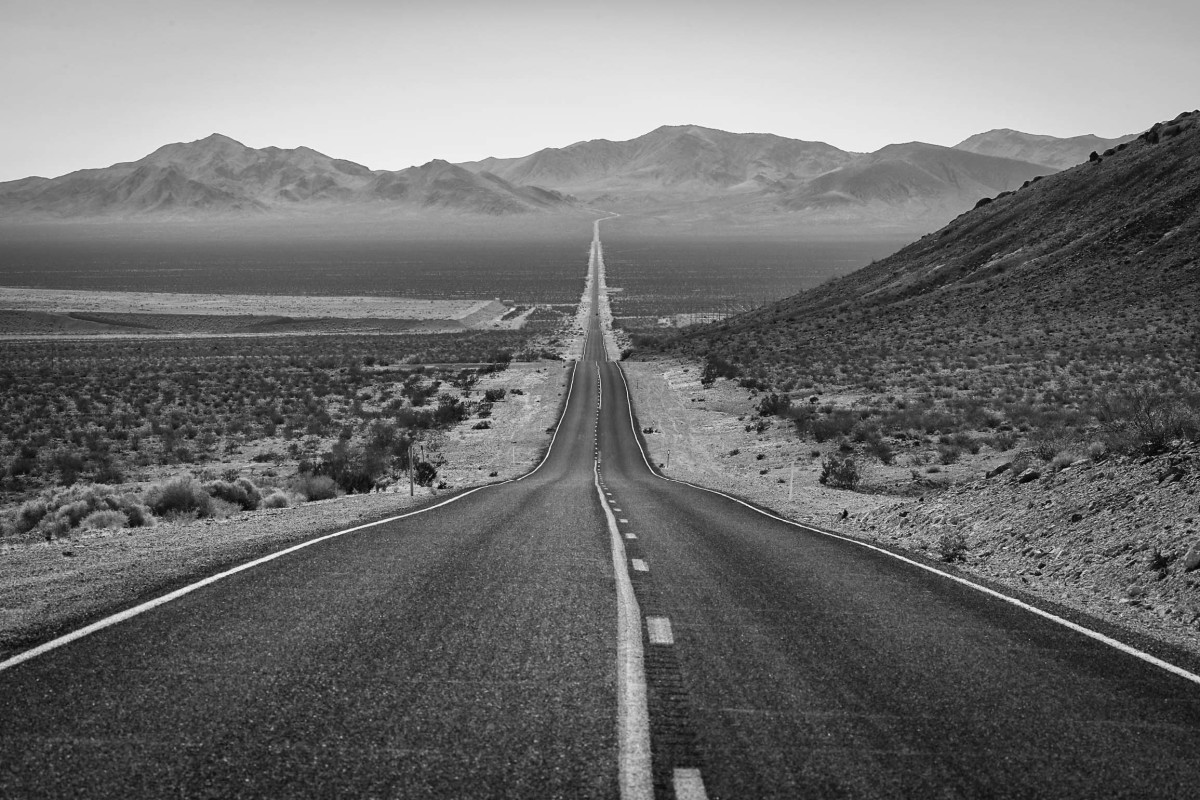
top-left (2, 0), bottom-right (1197, 181)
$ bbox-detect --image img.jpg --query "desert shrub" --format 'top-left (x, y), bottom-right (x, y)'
top-left (700, 354), bottom-right (738, 386)
top-left (82, 509), bottom-right (127, 530)
top-left (819, 454), bottom-right (861, 490)
top-left (261, 490), bottom-right (290, 509)
top-left (757, 393), bottom-right (791, 417)
top-left (16, 498), bottom-right (49, 534)
top-left (483, 388), bottom-right (507, 403)
top-left (809, 410), bottom-right (857, 443)
top-left (292, 474), bottom-right (338, 501)
top-left (1097, 386), bottom-right (1200, 455)
top-left (123, 501), bottom-right (154, 527)
top-left (865, 436), bottom-right (895, 465)
top-left (414, 461), bottom-right (438, 487)
top-left (434, 394), bottom-right (468, 425)
top-left (936, 531), bottom-right (968, 562)
top-left (987, 431), bottom-right (1020, 451)
top-left (146, 475), bottom-right (214, 519)
top-left (936, 444), bottom-right (962, 465)
top-left (204, 478), bottom-right (262, 511)
top-left (315, 441), bottom-right (391, 494)
top-left (40, 518), bottom-right (71, 540)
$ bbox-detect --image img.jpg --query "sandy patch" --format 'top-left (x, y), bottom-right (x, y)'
top-left (0, 287), bottom-right (506, 322)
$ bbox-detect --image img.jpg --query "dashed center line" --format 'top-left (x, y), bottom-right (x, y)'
top-left (619, 518), bottom-right (629, 524)
top-left (647, 616), bottom-right (674, 645)
top-left (625, 532), bottom-right (637, 540)
top-left (632, 559), bottom-right (649, 572)
top-left (673, 768), bottom-right (710, 800)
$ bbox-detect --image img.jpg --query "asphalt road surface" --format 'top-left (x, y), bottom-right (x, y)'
top-left (4, 219), bottom-right (1200, 798)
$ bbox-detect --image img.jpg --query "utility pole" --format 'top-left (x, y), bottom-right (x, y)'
top-left (789, 459), bottom-right (796, 502)
top-left (409, 443), bottom-right (414, 496)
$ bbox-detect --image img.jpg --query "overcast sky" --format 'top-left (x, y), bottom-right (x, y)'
top-left (1, 0), bottom-right (1197, 181)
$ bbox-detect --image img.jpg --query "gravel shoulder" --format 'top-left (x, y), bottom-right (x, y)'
top-left (0, 360), bottom-right (571, 661)
top-left (624, 356), bottom-right (1200, 659)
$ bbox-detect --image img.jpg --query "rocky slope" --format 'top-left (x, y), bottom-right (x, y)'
top-left (646, 109), bottom-right (1200, 425)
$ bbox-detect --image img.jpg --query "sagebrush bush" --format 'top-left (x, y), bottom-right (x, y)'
top-left (82, 509), bottom-right (127, 530)
top-left (146, 475), bottom-right (213, 519)
top-left (819, 454), bottom-right (861, 490)
top-left (292, 474), bottom-right (338, 501)
top-left (204, 477), bottom-right (261, 511)
top-left (936, 531), bottom-right (968, 562)
top-left (261, 490), bottom-right (290, 509)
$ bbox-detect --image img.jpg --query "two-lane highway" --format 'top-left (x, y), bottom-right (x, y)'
top-left (4, 217), bottom-right (1200, 798)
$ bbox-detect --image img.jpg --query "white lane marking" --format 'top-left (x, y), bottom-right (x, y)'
top-left (625, 532), bottom-right (637, 540)
top-left (595, 460), bottom-right (653, 799)
top-left (647, 616), bottom-right (674, 645)
top-left (613, 508), bottom-right (622, 512)
top-left (632, 559), bottom-right (649, 572)
top-left (619, 518), bottom-right (629, 524)
top-left (612, 364), bottom-right (1200, 688)
top-left (0, 358), bottom-right (592, 674)
top-left (673, 768), bottom-right (710, 800)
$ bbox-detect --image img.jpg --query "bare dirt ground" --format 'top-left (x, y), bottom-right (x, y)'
top-left (0, 287), bottom-right (498, 319)
top-left (0, 361), bottom-right (570, 660)
top-left (0, 289), bottom-right (515, 337)
top-left (624, 356), bottom-right (1200, 658)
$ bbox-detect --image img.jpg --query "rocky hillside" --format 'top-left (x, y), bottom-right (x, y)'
top-left (0, 135), bottom-right (576, 219)
top-left (640, 110), bottom-right (1200, 453)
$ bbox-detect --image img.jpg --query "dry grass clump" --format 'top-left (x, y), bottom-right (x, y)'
top-left (2, 484), bottom-right (155, 540)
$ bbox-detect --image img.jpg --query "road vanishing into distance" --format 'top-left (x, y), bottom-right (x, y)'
top-left (4, 218), bottom-right (1200, 798)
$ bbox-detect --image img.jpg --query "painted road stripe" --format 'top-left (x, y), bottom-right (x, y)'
top-left (673, 768), bottom-right (710, 800)
top-left (625, 532), bottom-right (637, 540)
top-left (0, 359), bottom-right (589, 674)
top-left (595, 453), bottom-right (653, 799)
top-left (613, 365), bottom-right (1200, 689)
top-left (632, 559), bottom-right (649, 572)
top-left (647, 616), bottom-right (674, 645)
top-left (619, 518), bottom-right (629, 524)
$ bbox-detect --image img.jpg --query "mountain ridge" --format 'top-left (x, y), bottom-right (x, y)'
top-left (0, 123), bottom-right (1144, 227)
top-left (0, 135), bottom-right (576, 219)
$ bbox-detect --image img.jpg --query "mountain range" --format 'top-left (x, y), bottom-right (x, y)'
top-left (0, 124), bottom-right (1140, 229)
top-left (0, 135), bottom-right (573, 219)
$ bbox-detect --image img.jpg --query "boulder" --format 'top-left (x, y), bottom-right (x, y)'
top-left (987, 462), bottom-right (1013, 479)
top-left (1017, 469), bottom-right (1041, 484)
top-left (1184, 543), bottom-right (1200, 572)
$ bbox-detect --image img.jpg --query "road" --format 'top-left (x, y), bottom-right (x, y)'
top-left (4, 218), bottom-right (1200, 798)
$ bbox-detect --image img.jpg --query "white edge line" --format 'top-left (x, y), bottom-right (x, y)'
top-left (612, 363), bottom-right (1200, 688)
top-left (595, 459), bottom-right (653, 800)
top-left (1, 358), bottom-right (585, 674)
